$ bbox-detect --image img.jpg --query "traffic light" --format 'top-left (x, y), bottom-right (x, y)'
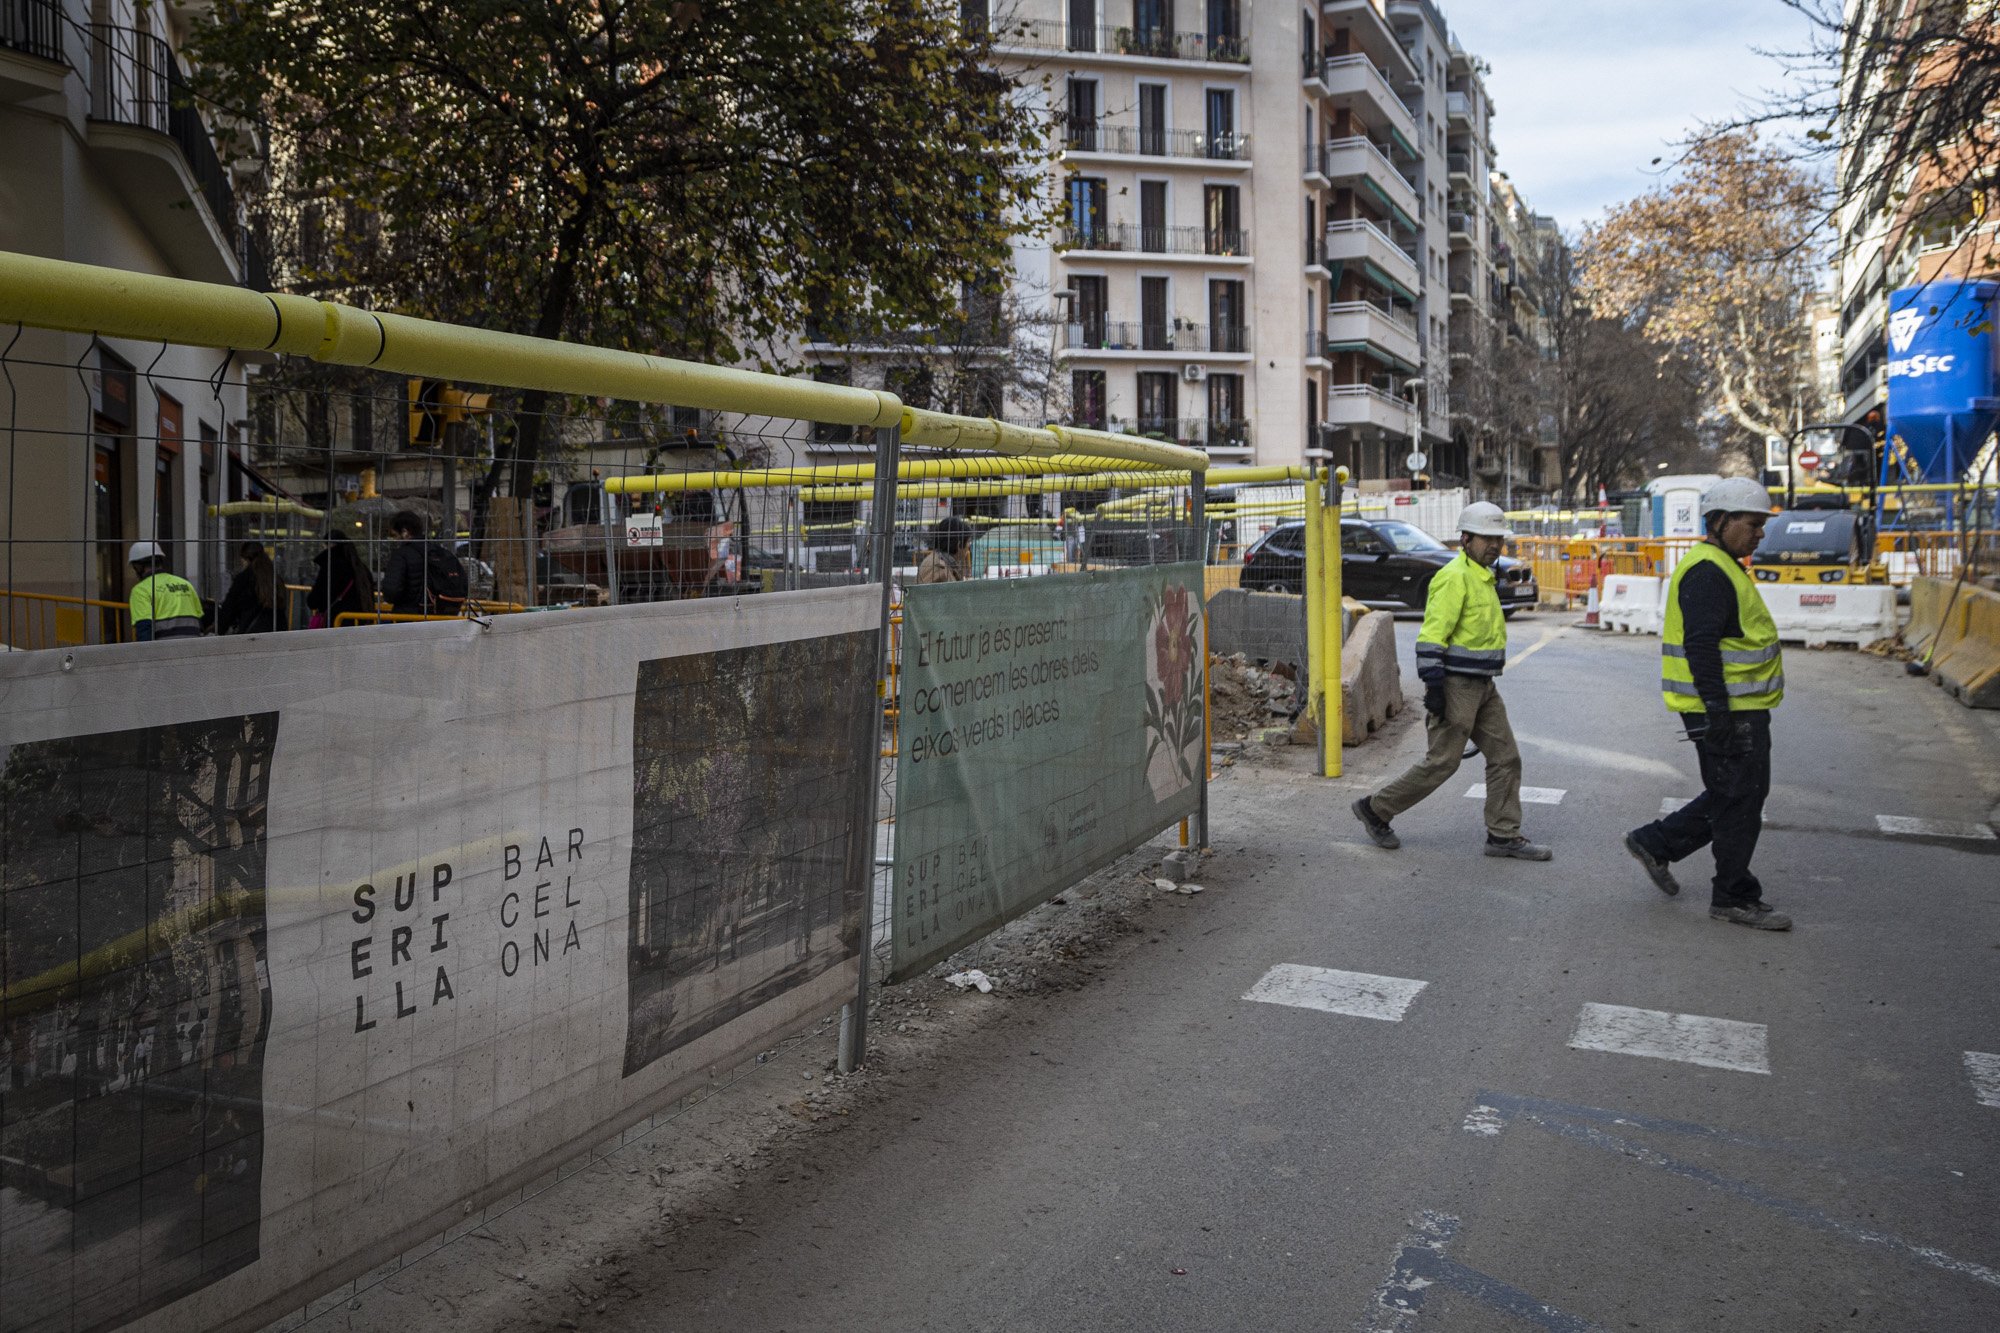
top-left (407, 378), bottom-right (443, 447)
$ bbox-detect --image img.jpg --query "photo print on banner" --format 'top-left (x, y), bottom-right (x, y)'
top-left (621, 632), bottom-right (878, 1078)
top-left (2, 713), bottom-right (278, 1333)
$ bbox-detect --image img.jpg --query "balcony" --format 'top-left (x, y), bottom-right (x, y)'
top-left (1120, 418), bottom-right (1254, 452)
top-left (1447, 151), bottom-right (1473, 184)
top-left (999, 18), bottom-right (1249, 64)
top-left (1065, 122), bottom-right (1249, 163)
top-left (86, 24), bottom-right (249, 285)
top-left (1064, 319), bottom-right (1250, 355)
top-left (1322, 218), bottom-right (1421, 298)
top-left (1325, 299), bottom-right (1420, 369)
top-left (1059, 222), bottom-right (1249, 258)
top-left (1322, 0), bottom-right (1423, 88)
top-left (1318, 136), bottom-right (1420, 230)
top-left (1325, 384), bottom-right (1416, 434)
top-left (1315, 54), bottom-right (1420, 147)
top-left (1, 0), bottom-right (66, 102)
top-left (1446, 89), bottom-right (1473, 125)
top-left (1447, 212), bottom-right (1474, 249)
top-left (1448, 274), bottom-right (1473, 306)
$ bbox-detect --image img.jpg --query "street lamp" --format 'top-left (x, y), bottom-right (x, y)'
top-left (1402, 376), bottom-right (1427, 487)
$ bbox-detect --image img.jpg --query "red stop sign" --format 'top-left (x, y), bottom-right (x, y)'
top-left (1797, 450), bottom-right (1821, 473)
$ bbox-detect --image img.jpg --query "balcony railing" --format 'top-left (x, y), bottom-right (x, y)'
top-left (1060, 222), bottom-right (1249, 256)
top-left (1121, 418), bottom-right (1253, 450)
top-left (89, 24), bottom-right (244, 266)
top-left (1064, 319), bottom-right (1250, 353)
top-left (1306, 327), bottom-right (1326, 359)
top-left (1328, 299), bottom-right (1416, 335)
top-left (1446, 90), bottom-right (1473, 122)
top-left (1447, 151), bottom-right (1472, 177)
top-left (1, 0), bottom-right (64, 62)
top-left (1004, 18), bottom-right (1248, 63)
top-left (1066, 122), bottom-right (1247, 160)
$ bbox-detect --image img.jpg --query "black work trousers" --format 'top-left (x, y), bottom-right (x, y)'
top-left (1634, 711), bottom-right (1771, 907)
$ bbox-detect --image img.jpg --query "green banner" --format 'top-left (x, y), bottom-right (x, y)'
top-left (890, 564), bottom-right (1205, 979)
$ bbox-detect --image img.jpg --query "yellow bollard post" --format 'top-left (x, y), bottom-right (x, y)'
top-left (1321, 468), bottom-right (1344, 778)
top-left (1303, 468), bottom-right (1326, 769)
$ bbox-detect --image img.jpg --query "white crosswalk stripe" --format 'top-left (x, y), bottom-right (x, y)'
top-left (1243, 965), bottom-right (1428, 1022)
top-left (1875, 815), bottom-right (1996, 841)
top-left (1466, 784), bottom-right (1566, 804)
top-left (1657, 796), bottom-right (1769, 821)
top-left (1568, 1002), bottom-right (1771, 1075)
top-left (1965, 1052), bottom-right (2000, 1109)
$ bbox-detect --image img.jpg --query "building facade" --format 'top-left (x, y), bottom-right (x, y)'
top-left (798, 0), bottom-right (1540, 495)
top-left (1, 0), bottom-right (258, 635)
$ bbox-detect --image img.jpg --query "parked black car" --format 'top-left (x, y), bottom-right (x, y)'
top-left (1240, 518), bottom-right (1538, 615)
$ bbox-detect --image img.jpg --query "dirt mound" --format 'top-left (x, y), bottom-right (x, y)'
top-left (1209, 652), bottom-right (1298, 740)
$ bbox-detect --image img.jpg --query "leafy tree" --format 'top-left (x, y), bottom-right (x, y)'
top-left (1580, 132), bottom-right (1820, 467)
top-left (1540, 243), bottom-right (1704, 500)
top-left (188, 0), bottom-right (1058, 498)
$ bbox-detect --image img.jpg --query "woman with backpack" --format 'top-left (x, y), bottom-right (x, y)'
top-left (306, 531), bottom-right (378, 627)
top-left (378, 510), bottom-right (468, 616)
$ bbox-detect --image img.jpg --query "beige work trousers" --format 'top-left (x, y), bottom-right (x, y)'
top-left (1369, 675), bottom-right (1522, 839)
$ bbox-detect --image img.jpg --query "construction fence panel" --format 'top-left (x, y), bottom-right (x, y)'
top-left (0, 590), bottom-right (881, 1333)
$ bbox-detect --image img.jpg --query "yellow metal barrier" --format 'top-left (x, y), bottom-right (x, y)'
top-left (1, 589), bottom-right (132, 649)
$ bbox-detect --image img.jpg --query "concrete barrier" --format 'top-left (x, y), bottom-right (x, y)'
top-left (1340, 607), bottom-right (1404, 745)
top-left (1931, 581), bottom-right (2000, 708)
top-left (1759, 583), bottom-right (1898, 648)
top-left (1207, 587), bottom-right (1305, 668)
top-left (1599, 574), bottom-right (1662, 634)
top-left (1905, 575), bottom-right (1959, 657)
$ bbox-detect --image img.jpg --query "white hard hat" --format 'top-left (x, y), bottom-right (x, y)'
top-left (1455, 501), bottom-right (1512, 538)
top-left (1700, 478), bottom-right (1774, 517)
top-left (127, 541), bottom-right (166, 564)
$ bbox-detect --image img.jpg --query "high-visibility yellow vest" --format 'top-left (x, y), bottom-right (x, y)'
top-left (1660, 542), bottom-right (1783, 713)
top-left (1416, 551), bottom-right (1508, 677)
top-left (130, 572), bottom-right (205, 640)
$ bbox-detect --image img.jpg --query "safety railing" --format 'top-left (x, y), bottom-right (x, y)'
top-left (1, 0), bottom-right (64, 62)
top-left (1, 589), bottom-right (133, 650)
top-left (1001, 17), bottom-right (1249, 62)
top-left (1065, 122), bottom-right (1248, 160)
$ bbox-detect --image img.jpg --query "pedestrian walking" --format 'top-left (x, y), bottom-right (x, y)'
top-left (917, 516), bottom-right (973, 584)
top-left (305, 532), bottom-right (377, 627)
top-left (216, 541), bottom-right (288, 634)
top-left (126, 542), bottom-right (205, 642)
top-left (379, 511), bottom-right (467, 616)
top-left (1623, 478), bottom-right (1790, 930)
top-left (1351, 502), bottom-right (1551, 860)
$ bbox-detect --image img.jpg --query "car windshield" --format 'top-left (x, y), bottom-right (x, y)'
top-left (1373, 521), bottom-right (1447, 554)
top-left (1754, 512), bottom-right (1856, 562)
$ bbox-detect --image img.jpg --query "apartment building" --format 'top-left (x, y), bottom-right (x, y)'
top-left (796, 0), bottom-right (1521, 491)
top-left (1833, 0), bottom-right (2000, 441)
top-left (0, 0), bottom-right (258, 629)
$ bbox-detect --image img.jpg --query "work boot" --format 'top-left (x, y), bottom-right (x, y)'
top-left (1352, 796), bottom-right (1400, 850)
top-left (1709, 902), bottom-right (1792, 931)
top-left (1623, 832), bottom-right (1678, 896)
top-left (1484, 836), bottom-right (1552, 861)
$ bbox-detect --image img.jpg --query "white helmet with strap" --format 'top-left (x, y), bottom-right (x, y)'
top-left (127, 541), bottom-right (166, 565)
top-left (1700, 478), bottom-right (1774, 517)
top-left (1454, 501), bottom-right (1512, 538)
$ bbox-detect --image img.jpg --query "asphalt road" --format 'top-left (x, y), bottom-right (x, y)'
top-left (605, 618), bottom-right (2000, 1332)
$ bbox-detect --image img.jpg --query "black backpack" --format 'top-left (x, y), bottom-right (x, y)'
top-left (422, 543), bottom-right (470, 610)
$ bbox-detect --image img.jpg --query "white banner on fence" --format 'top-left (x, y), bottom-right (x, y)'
top-left (0, 589), bottom-right (880, 1333)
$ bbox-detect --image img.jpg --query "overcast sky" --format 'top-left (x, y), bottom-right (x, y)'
top-left (1445, 0), bottom-right (1826, 235)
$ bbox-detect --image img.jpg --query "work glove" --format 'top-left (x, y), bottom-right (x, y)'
top-left (1697, 710), bottom-right (1738, 748)
top-left (1424, 684), bottom-right (1447, 719)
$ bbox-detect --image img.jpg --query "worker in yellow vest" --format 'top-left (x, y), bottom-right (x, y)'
top-left (127, 541), bottom-right (205, 642)
top-left (1352, 502), bottom-right (1551, 860)
top-left (1623, 478), bottom-right (1789, 930)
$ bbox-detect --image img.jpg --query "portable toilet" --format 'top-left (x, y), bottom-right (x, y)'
top-left (1646, 474), bottom-right (1720, 538)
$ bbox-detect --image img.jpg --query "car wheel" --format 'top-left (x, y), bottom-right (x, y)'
top-left (1264, 582), bottom-right (1293, 594)
top-left (1503, 608), bottom-right (1517, 620)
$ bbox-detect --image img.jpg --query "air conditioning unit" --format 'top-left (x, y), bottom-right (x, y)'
top-left (1181, 363), bottom-right (1207, 382)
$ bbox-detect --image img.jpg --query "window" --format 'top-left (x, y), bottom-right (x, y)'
top-left (886, 365), bottom-right (934, 411)
top-left (154, 390), bottom-right (182, 551)
top-left (1206, 0), bottom-right (1240, 56)
top-left (1137, 371), bottom-right (1176, 433)
top-left (351, 391), bottom-right (375, 452)
top-left (1205, 184), bottom-right (1242, 254)
top-left (1141, 276), bottom-right (1170, 350)
top-left (810, 365), bottom-right (855, 444)
top-left (1134, 0), bottom-right (1173, 49)
top-left (1138, 83), bottom-right (1167, 155)
top-left (1306, 377), bottom-right (1319, 454)
top-left (1140, 180), bottom-right (1168, 251)
top-left (1207, 374), bottom-right (1244, 446)
top-left (1342, 522), bottom-right (1389, 554)
top-left (1068, 274), bottom-right (1108, 345)
top-left (958, 370), bottom-right (1003, 419)
top-left (1066, 78), bottom-right (1099, 148)
top-left (1209, 279), bottom-right (1245, 352)
top-left (1068, 175), bottom-right (1108, 245)
top-left (959, 0), bottom-right (988, 34)
top-left (1068, 0), bottom-right (1096, 50)
top-left (1304, 197), bottom-right (1317, 264)
top-left (1205, 89), bottom-right (1236, 158)
top-left (199, 421), bottom-right (219, 594)
top-left (1071, 369), bottom-right (1107, 428)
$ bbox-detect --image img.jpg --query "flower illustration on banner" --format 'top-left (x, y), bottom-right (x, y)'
top-left (1142, 579), bottom-right (1205, 803)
